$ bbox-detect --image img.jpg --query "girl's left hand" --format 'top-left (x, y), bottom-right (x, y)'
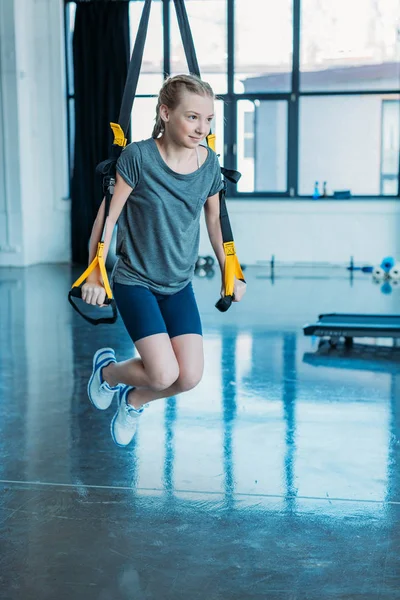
top-left (220, 277), bottom-right (247, 302)
top-left (233, 278), bottom-right (247, 302)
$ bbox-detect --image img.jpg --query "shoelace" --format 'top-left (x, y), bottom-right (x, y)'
top-left (99, 382), bottom-right (113, 393)
top-left (121, 387), bottom-right (146, 419)
top-left (123, 404), bottom-right (140, 428)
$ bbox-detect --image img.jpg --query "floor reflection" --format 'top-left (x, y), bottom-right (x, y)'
top-left (2, 265), bottom-right (400, 597)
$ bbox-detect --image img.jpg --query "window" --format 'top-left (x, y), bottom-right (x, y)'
top-left (170, 0), bottom-right (227, 94)
top-left (211, 99), bottom-right (225, 165)
top-left (65, 0), bottom-right (400, 199)
top-left (299, 95), bottom-right (393, 196)
top-left (300, 0), bottom-right (400, 92)
top-left (65, 2), bottom-right (76, 179)
top-left (129, 1), bottom-right (164, 95)
top-left (131, 97), bottom-right (159, 142)
top-left (243, 111), bottom-right (254, 159)
top-left (381, 99), bottom-right (400, 195)
top-left (238, 100), bottom-right (288, 192)
top-left (299, 94), bottom-right (400, 197)
top-left (235, 0), bottom-right (293, 93)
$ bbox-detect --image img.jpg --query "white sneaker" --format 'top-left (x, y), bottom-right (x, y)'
top-left (111, 386), bottom-right (143, 447)
top-left (87, 348), bottom-right (120, 410)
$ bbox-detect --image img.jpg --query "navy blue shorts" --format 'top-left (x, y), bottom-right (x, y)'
top-left (113, 282), bottom-right (203, 343)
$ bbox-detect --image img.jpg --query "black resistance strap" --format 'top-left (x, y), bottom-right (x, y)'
top-left (173, 0), bottom-right (245, 312)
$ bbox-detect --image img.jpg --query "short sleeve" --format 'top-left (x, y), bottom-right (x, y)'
top-left (208, 151), bottom-right (224, 197)
top-left (116, 142), bottom-right (142, 189)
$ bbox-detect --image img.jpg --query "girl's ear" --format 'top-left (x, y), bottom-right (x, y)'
top-left (159, 104), bottom-right (170, 124)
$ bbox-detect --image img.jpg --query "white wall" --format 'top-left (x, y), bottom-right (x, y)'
top-left (0, 0), bottom-right (23, 261)
top-left (0, 0), bottom-right (69, 267)
top-left (200, 199), bottom-right (400, 266)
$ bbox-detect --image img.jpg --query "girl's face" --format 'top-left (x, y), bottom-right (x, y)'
top-left (160, 91), bottom-right (214, 148)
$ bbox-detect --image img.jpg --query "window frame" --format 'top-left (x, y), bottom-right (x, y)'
top-left (64, 0), bottom-right (400, 200)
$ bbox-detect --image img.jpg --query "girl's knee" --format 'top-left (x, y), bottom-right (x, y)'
top-left (176, 370), bottom-right (203, 393)
top-left (149, 363), bottom-right (180, 391)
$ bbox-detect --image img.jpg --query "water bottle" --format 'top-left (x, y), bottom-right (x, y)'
top-left (313, 181), bottom-right (320, 199)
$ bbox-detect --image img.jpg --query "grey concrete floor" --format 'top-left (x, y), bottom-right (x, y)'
top-left (1, 264), bottom-right (400, 599)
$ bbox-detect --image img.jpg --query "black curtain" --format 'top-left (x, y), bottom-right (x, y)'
top-left (71, 1), bottom-right (129, 265)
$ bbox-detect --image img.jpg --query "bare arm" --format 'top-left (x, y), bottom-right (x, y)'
top-left (82, 172), bottom-right (133, 305)
top-left (204, 192), bottom-right (225, 273)
top-left (204, 192), bottom-right (246, 302)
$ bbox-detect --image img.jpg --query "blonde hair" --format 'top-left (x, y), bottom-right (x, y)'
top-left (152, 74), bottom-right (215, 138)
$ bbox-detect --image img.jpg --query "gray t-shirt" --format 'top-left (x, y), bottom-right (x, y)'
top-left (111, 137), bottom-right (224, 294)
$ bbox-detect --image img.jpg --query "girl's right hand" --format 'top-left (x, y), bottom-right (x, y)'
top-left (81, 281), bottom-right (107, 306)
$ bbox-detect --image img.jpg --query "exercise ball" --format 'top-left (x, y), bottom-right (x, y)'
top-left (194, 266), bottom-right (207, 278)
top-left (380, 256), bottom-right (395, 273)
top-left (196, 256), bottom-right (207, 268)
top-left (373, 266), bottom-right (386, 280)
top-left (389, 263), bottom-right (400, 280)
top-left (205, 256), bottom-right (215, 267)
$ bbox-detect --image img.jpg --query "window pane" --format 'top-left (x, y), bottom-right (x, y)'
top-left (381, 100), bottom-right (399, 172)
top-left (66, 2), bottom-right (76, 95)
top-left (212, 99), bottom-right (225, 166)
top-left (131, 97), bottom-right (159, 142)
top-left (235, 0), bottom-right (293, 93)
top-left (381, 99), bottom-right (399, 194)
top-left (237, 100), bottom-right (288, 192)
top-left (244, 138), bottom-right (254, 159)
top-left (68, 98), bottom-right (75, 177)
top-left (170, 0), bottom-right (227, 94)
top-left (299, 95), bottom-right (400, 196)
top-left (300, 0), bottom-right (400, 91)
top-left (129, 1), bottom-right (163, 95)
top-left (382, 177), bottom-right (398, 195)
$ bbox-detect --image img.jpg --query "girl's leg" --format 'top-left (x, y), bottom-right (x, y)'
top-left (120, 282), bottom-right (204, 407)
top-left (103, 282), bottom-right (203, 403)
top-left (102, 283), bottom-right (180, 391)
top-left (108, 285), bottom-right (203, 447)
top-left (103, 332), bottom-right (179, 391)
top-left (126, 333), bottom-right (204, 409)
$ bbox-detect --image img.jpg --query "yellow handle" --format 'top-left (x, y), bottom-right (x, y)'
top-left (110, 122), bottom-right (127, 148)
top-left (207, 133), bottom-right (216, 152)
top-left (71, 242), bottom-right (113, 300)
top-left (223, 242), bottom-right (245, 297)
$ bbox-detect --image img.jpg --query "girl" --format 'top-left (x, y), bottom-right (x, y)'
top-left (82, 74), bottom-right (246, 447)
